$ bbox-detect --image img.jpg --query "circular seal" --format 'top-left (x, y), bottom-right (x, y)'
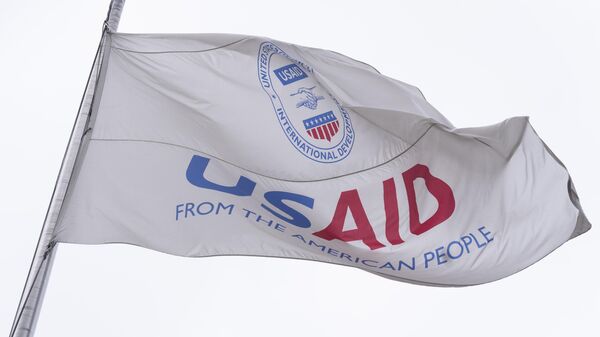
top-left (257, 41), bottom-right (355, 163)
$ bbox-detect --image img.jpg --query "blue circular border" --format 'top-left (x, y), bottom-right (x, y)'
top-left (257, 42), bottom-right (355, 164)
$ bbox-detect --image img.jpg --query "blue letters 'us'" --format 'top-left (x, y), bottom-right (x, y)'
top-left (185, 155), bottom-right (314, 229)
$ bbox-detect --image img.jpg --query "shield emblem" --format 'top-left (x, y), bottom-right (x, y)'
top-left (303, 111), bottom-right (339, 142)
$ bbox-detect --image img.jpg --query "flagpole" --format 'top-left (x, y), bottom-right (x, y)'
top-left (9, 1), bottom-right (126, 336)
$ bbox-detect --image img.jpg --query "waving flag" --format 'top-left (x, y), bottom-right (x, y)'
top-left (10, 2), bottom-right (592, 336)
top-left (43, 33), bottom-right (589, 286)
top-left (10, 0), bottom-right (590, 337)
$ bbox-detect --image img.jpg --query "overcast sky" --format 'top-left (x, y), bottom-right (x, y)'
top-left (1, 1), bottom-right (598, 336)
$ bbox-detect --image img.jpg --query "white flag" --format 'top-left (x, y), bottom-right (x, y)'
top-left (53, 33), bottom-right (589, 286)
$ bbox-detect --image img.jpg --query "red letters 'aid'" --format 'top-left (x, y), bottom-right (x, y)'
top-left (313, 164), bottom-right (455, 250)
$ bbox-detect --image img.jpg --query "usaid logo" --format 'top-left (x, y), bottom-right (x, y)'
top-left (273, 64), bottom-right (308, 85)
top-left (258, 42), bottom-right (355, 163)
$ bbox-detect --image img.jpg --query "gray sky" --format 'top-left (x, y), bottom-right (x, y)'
top-left (1, 1), bottom-right (598, 336)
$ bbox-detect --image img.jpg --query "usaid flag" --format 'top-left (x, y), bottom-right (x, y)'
top-left (51, 33), bottom-right (590, 286)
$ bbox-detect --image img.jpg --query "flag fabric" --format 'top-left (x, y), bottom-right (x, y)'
top-left (52, 33), bottom-right (590, 286)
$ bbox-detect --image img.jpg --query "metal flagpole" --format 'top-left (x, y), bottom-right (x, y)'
top-left (9, 1), bottom-right (126, 336)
